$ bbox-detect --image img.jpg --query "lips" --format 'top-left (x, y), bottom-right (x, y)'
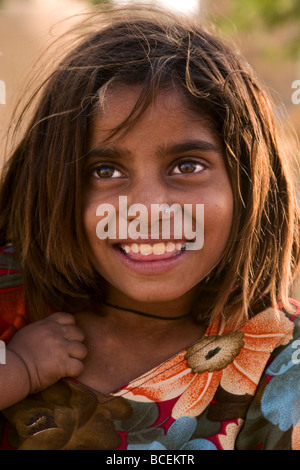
top-left (113, 239), bottom-right (189, 274)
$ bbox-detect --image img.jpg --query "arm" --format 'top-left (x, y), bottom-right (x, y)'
top-left (0, 312), bottom-right (87, 410)
top-left (0, 349), bottom-right (31, 409)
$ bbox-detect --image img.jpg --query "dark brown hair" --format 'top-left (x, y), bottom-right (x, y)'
top-left (0, 7), bottom-right (299, 327)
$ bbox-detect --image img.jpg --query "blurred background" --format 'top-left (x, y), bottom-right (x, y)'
top-left (0, 0), bottom-right (299, 300)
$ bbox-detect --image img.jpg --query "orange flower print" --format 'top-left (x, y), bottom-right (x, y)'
top-left (116, 308), bottom-right (294, 420)
top-left (219, 308), bottom-right (294, 396)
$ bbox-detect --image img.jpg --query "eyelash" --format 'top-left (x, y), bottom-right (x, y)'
top-left (170, 159), bottom-right (206, 175)
top-left (92, 165), bottom-right (123, 180)
top-left (91, 158), bottom-right (207, 180)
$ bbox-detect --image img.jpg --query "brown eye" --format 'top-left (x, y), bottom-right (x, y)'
top-left (172, 161), bottom-right (205, 175)
top-left (93, 165), bottom-right (123, 179)
top-left (178, 162), bottom-right (197, 173)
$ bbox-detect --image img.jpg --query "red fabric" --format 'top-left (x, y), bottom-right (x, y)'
top-left (0, 246), bottom-right (28, 343)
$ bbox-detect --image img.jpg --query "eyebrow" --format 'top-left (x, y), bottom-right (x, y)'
top-left (84, 146), bottom-right (131, 160)
top-left (157, 140), bottom-right (222, 156)
top-left (84, 139), bottom-right (222, 161)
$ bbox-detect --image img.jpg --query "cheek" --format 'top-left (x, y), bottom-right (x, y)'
top-left (83, 199), bottom-right (101, 250)
top-left (202, 187), bottom-right (233, 250)
top-left (83, 204), bottom-right (110, 275)
top-left (83, 188), bottom-right (109, 240)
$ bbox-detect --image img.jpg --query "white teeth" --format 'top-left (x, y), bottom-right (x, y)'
top-left (152, 242), bottom-right (166, 255)
top-left (120, 241), bottom-right (185, 255)
top-left (131, 243), bottom-right (139, 254)
top-left (166, 241), bottom-right (176, 252)
top-left (139, 244), bottom-right (152, 255)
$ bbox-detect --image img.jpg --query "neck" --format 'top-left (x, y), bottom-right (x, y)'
top-left (101, 288), bottom-right (198, 325)
top-left (97, 297), bottom-right (207, 346)
top-left (102, 300), bottom-right (191, 321)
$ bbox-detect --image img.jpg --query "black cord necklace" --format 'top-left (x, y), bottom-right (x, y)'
top-left (102, 300), bottom-right (190, 321)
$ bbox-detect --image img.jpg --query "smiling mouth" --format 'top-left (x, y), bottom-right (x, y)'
top-left (118, 240), bottom-right (186, 261)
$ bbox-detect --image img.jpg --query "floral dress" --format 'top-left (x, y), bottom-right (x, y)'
top-left (0, 246), bottom-right (299, 450)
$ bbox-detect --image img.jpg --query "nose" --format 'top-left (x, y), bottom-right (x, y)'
top-left (121, 174), bottom-right (182, 239)
top-left (126, 174), bottom-right (171, 214)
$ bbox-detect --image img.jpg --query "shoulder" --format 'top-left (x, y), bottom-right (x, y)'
top-left (273, 298), bottom-right (300, 352)
top-left (236, 298), bottom-right (300, 450)
top-left (0, 246), bottom-right (28, 343)
top-left (277, 297), bottom-right (300, 323)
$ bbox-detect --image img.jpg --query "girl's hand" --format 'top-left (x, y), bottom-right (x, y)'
top-left (7, 312), bottom-right (87, 394)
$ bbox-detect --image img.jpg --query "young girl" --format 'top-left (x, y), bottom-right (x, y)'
top-left (0, 7), bottom-right (299, 450)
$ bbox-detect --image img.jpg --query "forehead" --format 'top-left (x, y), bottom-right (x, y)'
top-left (88, 84), bottom-right (219, 146)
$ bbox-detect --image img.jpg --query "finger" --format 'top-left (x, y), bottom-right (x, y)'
top-left (66, 357), bottom-right (85, 378)
top-left (67, 341), bottom-right (88, 361)
top-left (62, 324), bottom-right (85, 342)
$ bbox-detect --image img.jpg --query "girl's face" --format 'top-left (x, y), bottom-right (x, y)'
top-left (83, 86), bottom-right (233, 308)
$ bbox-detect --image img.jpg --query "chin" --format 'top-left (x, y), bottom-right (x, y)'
top-left (115, 284), bottom-right (192, 305)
